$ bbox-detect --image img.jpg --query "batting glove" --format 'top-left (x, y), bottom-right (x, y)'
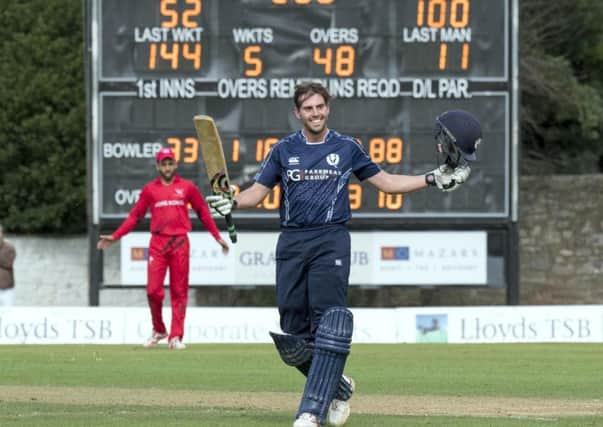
top-left (206, 194), bottom-right (233, 216)
top-left (450, 164), bottom-right (471, 184)
top-left (426, 164), bottom-right (471, 192)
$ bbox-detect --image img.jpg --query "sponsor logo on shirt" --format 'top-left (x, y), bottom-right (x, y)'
top-left (154, 200), bottom-right (186, 208)
top-left (175, 188), bottom-right (184, 197)
top-left (288, 156), bottom-right (300, 165)
top-left (326, 153), bottom-right (340, 167)
top-left (286, 168), bottom-right (342, 182)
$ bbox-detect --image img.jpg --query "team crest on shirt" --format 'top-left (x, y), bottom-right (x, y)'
top-left (175, 188), bottom-right (184, 197)
top-left (326, 153), bottom-right (340, 167)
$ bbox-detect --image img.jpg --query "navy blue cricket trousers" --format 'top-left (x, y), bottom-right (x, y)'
top-left (275, 224), bottom-right (351, 338)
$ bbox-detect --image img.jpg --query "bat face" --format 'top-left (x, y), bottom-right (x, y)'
top-left (193, 115), bottom-right (231, 196)
top-left (192, 115), bottom-right (238, 243)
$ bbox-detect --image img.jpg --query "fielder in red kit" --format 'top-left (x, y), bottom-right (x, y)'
top-left (97, 147), bottom-right (229, 350)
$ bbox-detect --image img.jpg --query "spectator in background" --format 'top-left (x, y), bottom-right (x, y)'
top-left (0, 223), bottom-right (16, 306)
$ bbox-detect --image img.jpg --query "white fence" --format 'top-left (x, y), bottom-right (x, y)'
top-left (1, 305), bottom-right (601, 345)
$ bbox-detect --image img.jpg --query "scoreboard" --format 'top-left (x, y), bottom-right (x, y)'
top-left (87, 0), bottom-right (518, 225)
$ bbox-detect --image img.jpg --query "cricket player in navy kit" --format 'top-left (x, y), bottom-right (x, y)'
top-left (207, 82), bottom-right (476, 426)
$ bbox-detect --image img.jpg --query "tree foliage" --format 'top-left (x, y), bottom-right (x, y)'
top-left (520, 0), bottom-right (603, 173)
top-left (0, 0), bottom-right (86, 233)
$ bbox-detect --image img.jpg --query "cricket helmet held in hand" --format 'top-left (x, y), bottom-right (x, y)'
top-left (434, 110), bottom-right (482, 168)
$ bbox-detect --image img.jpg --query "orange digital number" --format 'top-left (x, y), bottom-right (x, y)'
top-left (313, 46), bottom-right (355, 77)
top-left (417, 0), bottom-right (470, 28)
top-left (160, 0), bottom-right (178, 28)
top-left (160, 0), bottom-right (202, 28)
top-left (232, 138), bottom-right (240, 163)
top-left (160, 43), bottom-right (179, 69)
top-left (244, 45), bottom-right (263, 77)
top-left (182, 0), bottom-right (202, 28)
top-left (460, 42), bottom-right (470, 69)
top-left (378, 191), bottom-right (403, 210)
top-left (148, 42), bottom-right (202, 70)
top-left (182, 43), bottom-right (202, 69)
top-left (167, 137), bottom-right (181, 161)
top-left (183, 137), bottom-right (198, 163)
top-left (167, 137), bottom-right (198, 163)
top-left (417, 0), bottom-right (425, 26)
top-left (416, 0), bottom-right (471, 71)
top-left (335, 46), bottom-right (355, 76)
top-left (256, 137), bottom-right (279, 161)
top-left (369, 137), bottom-right (403, 164)
top-left (313, 48), bottom-right (333, 74)
top-left (149, 43), bottom-right (157, 70)
top-left (349, 184), bottom-right (362, 210)
top-left (427, 0), bottom-right (447, 28)
top-left (450, 0), bottom-right (470, 28)
top-left (438, 42), bottom-right (469, 70)
top-left (438, 43), bottom-right (448, 70)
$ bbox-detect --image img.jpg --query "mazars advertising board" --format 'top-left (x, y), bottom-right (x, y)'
top-left (120, 232), bottom-right (276, 285)
top-left (120, 231), bottom-right (487, 286)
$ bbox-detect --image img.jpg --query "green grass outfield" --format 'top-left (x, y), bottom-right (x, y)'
top-left (0, 343), bottom-right (602, 426)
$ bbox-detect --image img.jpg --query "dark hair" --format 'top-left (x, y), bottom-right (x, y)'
top-left (293, 82), bottom-right (330, 109)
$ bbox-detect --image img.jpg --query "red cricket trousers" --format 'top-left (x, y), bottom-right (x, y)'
top-left (147, 234), bottom-right (190, 340)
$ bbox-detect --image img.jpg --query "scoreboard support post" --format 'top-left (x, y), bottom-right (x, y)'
top-left (88, 222), bottom-right (102, 306)
top-left (506, 221), bottom-right (520, 305)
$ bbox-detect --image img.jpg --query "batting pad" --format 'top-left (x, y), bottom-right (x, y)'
top-left (269, 331), bottom-right (313, 367)
top-left (271, 330), bottom-right (354, 402)
top-left (297, 307), bottom-right (353, 424)
top-left (335, 375), bottom-right (354, 401)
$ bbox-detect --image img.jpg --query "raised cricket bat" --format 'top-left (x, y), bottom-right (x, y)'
top-left (193, 115), bottom-right (237, 243)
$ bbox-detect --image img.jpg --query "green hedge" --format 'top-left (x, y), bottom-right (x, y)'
top-left (0, 0), bottom-right (86, 233)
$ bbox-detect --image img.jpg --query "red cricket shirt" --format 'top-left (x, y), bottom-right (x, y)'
top-left (112, 175), bottom-right (221, 241)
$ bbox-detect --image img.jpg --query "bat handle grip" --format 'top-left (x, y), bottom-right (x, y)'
top-left (225, 213), bottom-right (237, 243)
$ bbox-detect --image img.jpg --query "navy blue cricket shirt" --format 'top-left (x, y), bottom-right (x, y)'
top-left (254, 129), bottom-right (381, 227)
